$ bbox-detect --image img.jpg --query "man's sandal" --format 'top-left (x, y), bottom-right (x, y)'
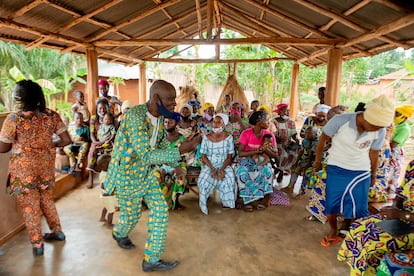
top-left (320, 235), bottom-right (342, 247)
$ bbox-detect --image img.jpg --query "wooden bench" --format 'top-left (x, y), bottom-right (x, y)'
top-left (186, 166), bottom-right (200, 196)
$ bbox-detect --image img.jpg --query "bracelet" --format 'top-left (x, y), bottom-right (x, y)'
top-left (405, 213), bottom-right (411, 220)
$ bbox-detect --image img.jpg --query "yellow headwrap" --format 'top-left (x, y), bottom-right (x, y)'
top-left (396, 104), bottom-right (414, 118)
top-left (258, 105), bottom-right (271, 114)
top-left (201, 102), bottom-right (214, 113)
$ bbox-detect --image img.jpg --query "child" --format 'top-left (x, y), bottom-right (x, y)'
top-left (63, 112), bottom-right (90, 171)
top-left (71, 90), bottom-right (90, 123)
top-left (252, 134), bottom-right (272, 168)
top-left (290, 126), bottom-right (319, 197)
top-left (98, 154), bottom-right (116, 227)
top-left (97, 113), bottom-right (116, 152)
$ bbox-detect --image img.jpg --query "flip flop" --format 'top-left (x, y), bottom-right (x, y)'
top-left (257, 204), bottom-right (267, 210)
top-left (303, 215), bottom-right (318, 222)
top-left (320, 236), bottom-right (342, 247)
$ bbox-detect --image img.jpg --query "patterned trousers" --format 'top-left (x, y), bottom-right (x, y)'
top-left (113, 179), bottom-right (169, 263)
top-left (16, 189), bottom-right (62, 246)
top-left (63, 141), bottom-right (89, 167)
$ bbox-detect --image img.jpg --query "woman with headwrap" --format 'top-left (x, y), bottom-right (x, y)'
top-left (300, 104), bottom-right (331, 138)
top-left (177, 104), bottom-right (197, 139)
top-left (236, 110), bottom-right (278, 211)
top-left (225, 101), bottom-right (247, 147)
top-left (314, 95), bottom-right (394, 247)
top-left (305, 105), bottom-right (348, 223)
top-left (198, 113), bottom-right (236, 214)
top-left (389, 104), bottom-right (414, 192)
top-left (271, 103), bottom-right (300, 177)
top-left (198, 102), bottom-right (215, 134)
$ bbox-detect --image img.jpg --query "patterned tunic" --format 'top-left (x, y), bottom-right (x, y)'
top-left (105, 104), bottom-right (181, 263)
top-left (0, 109), bottom-right (66, 195)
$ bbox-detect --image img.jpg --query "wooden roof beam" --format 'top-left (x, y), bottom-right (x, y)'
top-left (206, 0), bottom-right (213, 40)
top-left (26, 0), bottom-right (128, 51)
top-left (342, 12), bottom-right (414, 48)
top-left (320, 0), bottom-right (371, 31)
top-left (253, 0), bottom-right (270, 36)
top-left (141, 29), bottom-right (202, 59)
top-left (222, 12), bottom-right (321, 62)
top-left (127, 12), bottom-right (204, 56)
top-left (293, 0), bottom-right (409, 49)
top-left (88, 0), bottom-right (181, 41)
top-left (243, 0), bottom-right (329, 38)
top-left (144, 56), bottom-right (293, 63)
top-left (152, 0), bottom-right (187, 36)
top-left (95, 37), bottom-right (345, 47)
top-left (195, 0), bottom-right (204, 39)
top-left (8, 0), bottom-right (44, 19)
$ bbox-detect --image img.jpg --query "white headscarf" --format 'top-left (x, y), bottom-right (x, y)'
top-left (214, 113), bottom-right (229, 126)
top-left (316, 104), bottom-right (331, 114)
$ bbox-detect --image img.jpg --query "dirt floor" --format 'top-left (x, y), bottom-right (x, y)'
top-left (0, 178), bottom-right (350, 276)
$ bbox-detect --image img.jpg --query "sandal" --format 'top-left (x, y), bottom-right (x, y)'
top-left (304, 215), bottom-right (318, 222)
top-left (320, 235), bottom-right (342, 247)
top-left (243, 205), bottom-right (254, 212)
top-left (257, 204), bottom-right (267, 210)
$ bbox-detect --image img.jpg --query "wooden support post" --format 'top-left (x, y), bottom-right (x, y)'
top-left (139, 63), bottom-right (147, 104)
top-left (86, 48), bottom-right (98, 114)
top-left (326, 48), bottom-right (343, 106)
top-left (289, 63), bottom-right (299, 120)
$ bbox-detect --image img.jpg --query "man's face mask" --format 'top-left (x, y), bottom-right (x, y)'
top-left (156, 97), bottom-right (176, 119)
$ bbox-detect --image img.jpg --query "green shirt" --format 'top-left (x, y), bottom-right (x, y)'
top-left (392, 121), bottom-right (410, 147)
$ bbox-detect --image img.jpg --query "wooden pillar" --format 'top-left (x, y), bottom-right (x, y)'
top-left (325, 48), bottom-right (343, 106)
top-left (289, 63), bottom-right (300, 120)
top-left (139, 63), bottom-right (147, 104)
top-left (86, 48), bottom-right (98, 113)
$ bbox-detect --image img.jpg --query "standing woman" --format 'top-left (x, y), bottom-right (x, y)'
top-left (236, 110), bottom-right (278, 211)
top-left (0, 80), bottom-right (71, 256)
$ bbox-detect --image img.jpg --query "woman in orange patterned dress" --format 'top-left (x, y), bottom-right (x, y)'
top-left (0, 80), bottom-right (71, 256)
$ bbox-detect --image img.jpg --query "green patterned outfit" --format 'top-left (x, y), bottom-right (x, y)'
top-left (105, 104), bottom-right (181, 263)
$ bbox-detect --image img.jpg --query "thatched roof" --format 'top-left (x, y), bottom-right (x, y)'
top-left (1, 0), bottom-right (413, 67)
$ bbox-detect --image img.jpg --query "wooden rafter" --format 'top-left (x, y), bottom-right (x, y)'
top-left (126, 6), bottom-right (204, 56)
top-left (95, 37), bottom-right (345, 47)
top-left (252, 0), bottom-right (270, 36)
top-left (153, 0), bottom-right (187, 36)
top-left (206, 0), bottom-right (214, 40)
top-left (144, 56), bottom-right (293, 63)
top-left (87, 0), bottom-right (181, 41)
top-left (220, 2), bottom-right (327, 63)
top-left (343, 12), bottom-right (414, 48)
top-left (195, 0), bottom-right (204, 39)
top-left (293, 0), bottom-right (409, 49)
top-left (319, 0), bottom-right (371, 32)
top-left (243, 0), bottom-right (329, 38)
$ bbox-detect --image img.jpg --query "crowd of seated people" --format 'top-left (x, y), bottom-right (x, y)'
top-left (53, 85), bottom-right (414, 274)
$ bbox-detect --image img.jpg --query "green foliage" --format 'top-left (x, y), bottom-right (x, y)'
top-left (0, 41), bottom-right (86, 112)
top-left (55, 100), bottom-right (73, 118)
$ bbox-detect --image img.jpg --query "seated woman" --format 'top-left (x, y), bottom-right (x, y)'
top-left (272, 103), bottom-right (300, 177)
top-left (198, 113), bottom-right (236, 214)
top-left (236, 110), bottom-right (278, 211)
top-left (300, 104), bottom-right (330, 138)
top-left (225, 101), bottom-right (247, 148)
top-left (86, 99), bottom-right (112, 188)
top-left (154, 114), bottom-right (188, 210)
top-left (337, 159), bottom-right (414, 276)
top-left (198, 102), bottom-right (215, 135)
